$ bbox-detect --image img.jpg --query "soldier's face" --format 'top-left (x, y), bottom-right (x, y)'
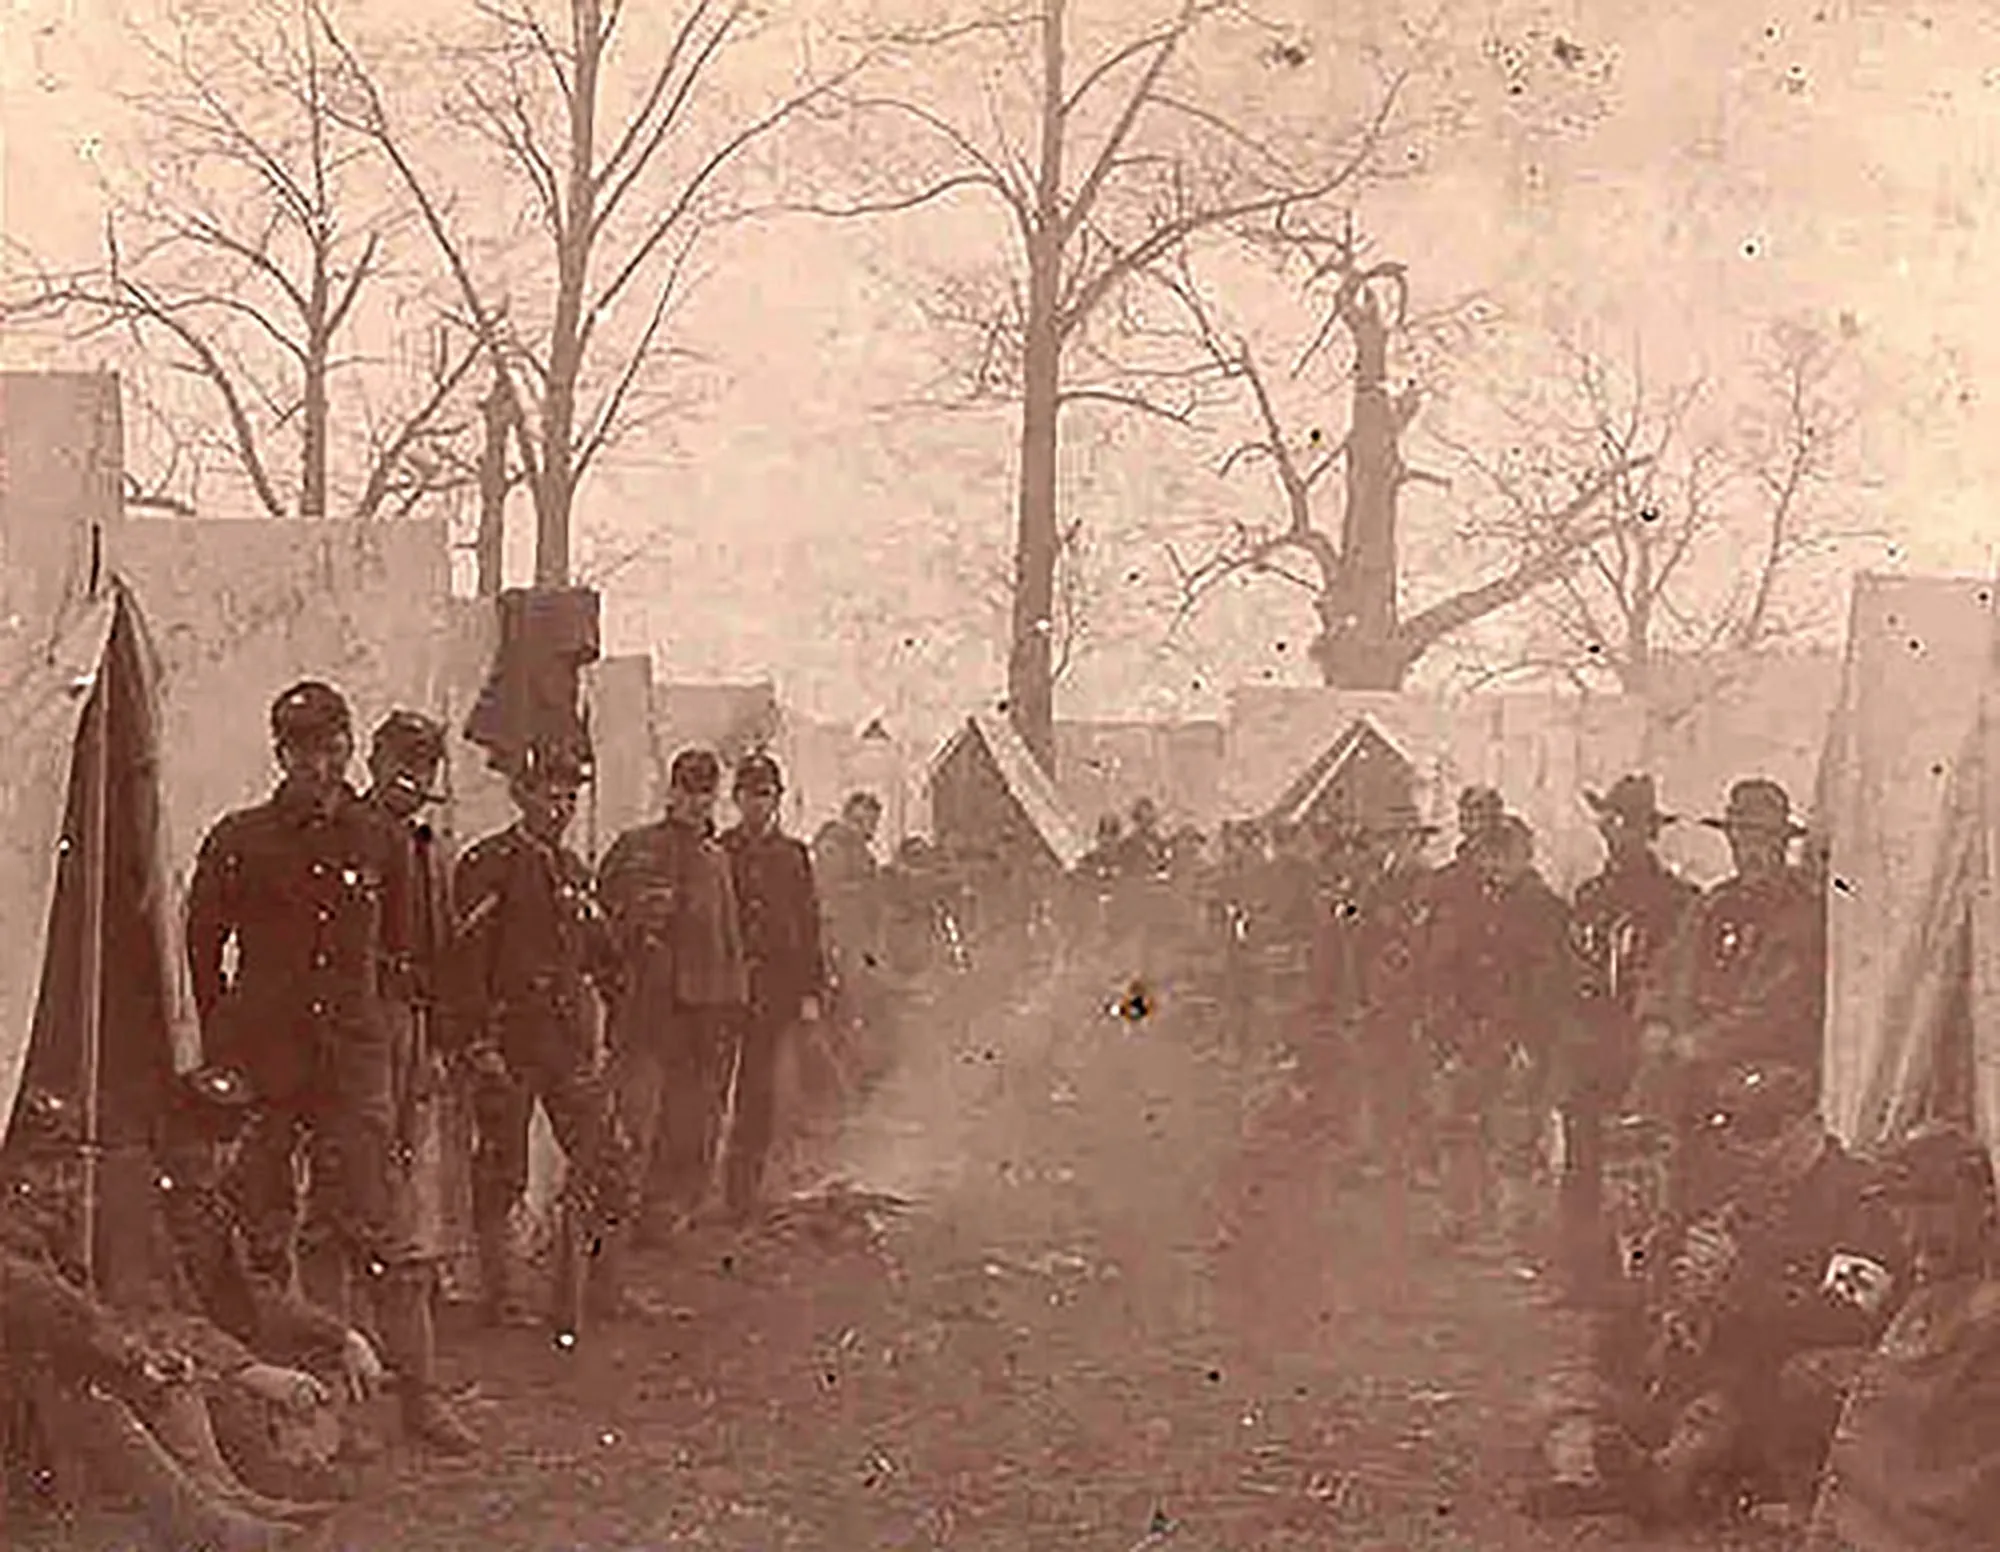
top-left (521, 782), bottom-right (579, 840)
top-left (279, 730), bottom-right (353, 797)
top-left (1727, 826), bottom-right (1787, 876)
top-left (850, 801), bottom-right (882, 841)
top-left (737, 788), bottom-right (780, 832)
top-left (669, 784), bottom-right (718, 825)
top-left (1601, 816), bottom-right (1652, 864)
top-left (374, 754), bottom-right (440, 820)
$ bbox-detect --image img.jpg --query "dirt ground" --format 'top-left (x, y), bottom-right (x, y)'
top-left (16, 958), bottom-right (1797, 1550)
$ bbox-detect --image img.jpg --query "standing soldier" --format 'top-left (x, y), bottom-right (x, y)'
top-left (1432, 814), bottom-right (1575, 1243)
top-left (184, 681), bottom-right (475, 1454)
top-left (814, 790), bottom-right (886, 1040)
top-left (718, 754), bottom-right (827, 1223)
top-left (599, 749), bottom-right (749, 1242)
top-left (449, 740), bottom-right (635, 1330)
top-left (1635, 778), bottom-right (1826, 1215)
top-left (1564, 775), bottom-right (1698, 1302)
top-left (1350, 803), bottom-right (1443, 1193)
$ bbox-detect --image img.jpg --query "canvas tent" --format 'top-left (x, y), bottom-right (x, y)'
top-left (1264, 716), bottom-right (1418, 833)
top-left (0, 567), bottom-right (195, 1304)
top-left (1816, 572), bottom-right (2000, 1176)
top-left (930, 712), bottom-right (1089, 874)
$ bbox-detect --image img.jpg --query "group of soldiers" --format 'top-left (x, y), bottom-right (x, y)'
top-left (1177, 770), bottom-right (1993, 1530)
top-left (1, 680), bottom-right (895, 1549)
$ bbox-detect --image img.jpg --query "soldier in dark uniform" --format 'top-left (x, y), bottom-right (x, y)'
top-left (1526, 1065), bottom-right (1907, 1526)
top-left (299, 714), bottom-right (452, 1327)
top-left (718, 754), bottom-right (827, 1222)
top-left (449, 740), bottom-right (636, 1329)
top-left (1635, 778), bottom-right (1826, 1214)
top-left (1432, 813), bottom-right (1576, 1242)
top-left (1348, 803), bottom-right (1442, 1186)
top-left (1563, 776), bottom-right (1699, 1302)
top-left (183, 681), bottom-right (473, 1454)
top-left (599, 749), bottom-right (749, 1242)
top-left (3, 1088), bottom-right (325, 1549)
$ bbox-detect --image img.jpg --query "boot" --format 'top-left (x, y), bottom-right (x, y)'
top-left (379, 1264), bottom-right (478, 1457)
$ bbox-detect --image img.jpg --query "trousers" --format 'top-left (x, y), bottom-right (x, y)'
top-left (724, 1004), bottom-right (793, 1213)
top-left (615, 1005), bottom-right (739, 1231)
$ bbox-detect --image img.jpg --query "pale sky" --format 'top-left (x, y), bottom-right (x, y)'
top-left (5, 0), bottom-right (1999, 746)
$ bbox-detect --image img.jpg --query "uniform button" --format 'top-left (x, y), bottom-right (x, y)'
top-left (311, 1000), bottom-right (326, 1016)
top-left (313, 952), bottom-right (329, 969)
top-left (318, 908), bottom-right (332, 923)
top-left (312, 862), bottom-right (328, 877)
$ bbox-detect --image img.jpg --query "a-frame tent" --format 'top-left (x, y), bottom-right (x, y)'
top-left (0, 561), bottom-right (194, 1303)
top-left (1815, 571), bottom-right (2000, 1176)
top-left (929, 712), bottom-right (1089, 874)
top-left (1263, 715), bottom-right (1418, 834)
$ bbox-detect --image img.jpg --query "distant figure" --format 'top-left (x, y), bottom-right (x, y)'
top-left (1634, 778), bottom-right (1825, 1215)
top-left (719, 754), bottom-right (826, 1222)
top-left (1564, 775), bottom-right (1698, 1302)
top-left (599, 749), bottom-right (749, 1242)
top-left (814, 790), bottom-right (885, 975)
top-left (1113, 797), bottom-right (1170, 880)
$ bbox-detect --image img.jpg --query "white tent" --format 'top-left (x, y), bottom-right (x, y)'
top-left (1816, 571), bottom-right (2000, 1175)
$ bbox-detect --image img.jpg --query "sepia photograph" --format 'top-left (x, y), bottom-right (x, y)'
top-left (1, 0), bottom-right (1997, 1547)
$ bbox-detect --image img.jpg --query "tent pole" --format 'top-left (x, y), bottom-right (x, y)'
top-left (77, 646), bottom-right (111, 1292)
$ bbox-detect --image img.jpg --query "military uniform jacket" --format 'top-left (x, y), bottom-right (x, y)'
top-left (1707, 1135), bottom-right (1907, 1374)
top-left (448, 823), bottom-right (618, 1061)
top-left (1568, 855), bottom-right (1699, 1097)
top-left (1432, 870), bottom-right (1576, 1068)
top-left (1353, 862), bottom-right (1438, 1047)
top-left (185, 781), bottom-right (416, 1105)
top-left (722, 824), bottom-right (827, 1019)
top-left (599, 817), bottom-right (749, 1014)
top-left (1641, 867), bottom-right (1824, 1073)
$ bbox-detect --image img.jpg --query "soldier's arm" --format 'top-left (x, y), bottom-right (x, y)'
top-left (379, 818), bottom-right (420, 1002)
top-left (246, 1264), bottom-right (352, 1369)
top-left (796, 841), bottom-right (830, 995)
top-left (443, 842), bottom-right (507, 1040)
top-left (1, 1248), bottom-right (155, 1394)
top-left (183, 819), bottom-right (242, 1024)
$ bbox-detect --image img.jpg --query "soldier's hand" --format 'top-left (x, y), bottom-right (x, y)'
top-left (1822, 1251), bottom-right (1895, 1314)
top-left (800, 995), bottom-right (822, 1025)
top-left (136, 1347), bottom-right (196, 1392)
top-left (239, 1362), bottom-right (328, 1414)
top-left (464, 1041), bottom-right (509, 1082)
top-left (340, 1329), bottom-right (386, 1403)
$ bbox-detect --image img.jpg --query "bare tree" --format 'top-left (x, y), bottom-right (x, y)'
top-left (791, 0), bottom-right (1412, 771)
top-left (1167, 218), bottom-right (1643, 689)
top-left (1451, 320), bottom-right (1871, 693)
top-left (1, 0), bottom-right (478, 521)
top-left (325, 0), bottom-right (857, 588)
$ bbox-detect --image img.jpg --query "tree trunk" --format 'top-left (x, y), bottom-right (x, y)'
top-left (1005, 0), bottom-right (1067, 777)
top-left (1311, 291), bottom-right (1407, 690)
top-left (301, 258), bottom-right (330, 520)
top-left (534, 0), bottom-right (603, 590)
top-left (476, 378), bottom-right (509, 597)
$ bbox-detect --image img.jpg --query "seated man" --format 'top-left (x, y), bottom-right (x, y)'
top-left (1806, 1124), bottom-right (2000, 1552)
top-left (2, 1088), bottom-right (323, 1550)
top-left (1527, 1064), bottom-right (1907, 1525)
top-left (152, 1065), bottom-right (389, 1494)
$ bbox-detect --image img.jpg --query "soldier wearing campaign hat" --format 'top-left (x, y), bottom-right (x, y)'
top-left (184, 681), bottom-right (474, 1455)
top-left (718, 753), bottom-right (827, 1222)
top-left (1562, 776), bottom-right (1701, 1302)
top-left (1635, 778), bottom-right (1826, 1216)
top-left (448, 737), bottom-right (637, 1330)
